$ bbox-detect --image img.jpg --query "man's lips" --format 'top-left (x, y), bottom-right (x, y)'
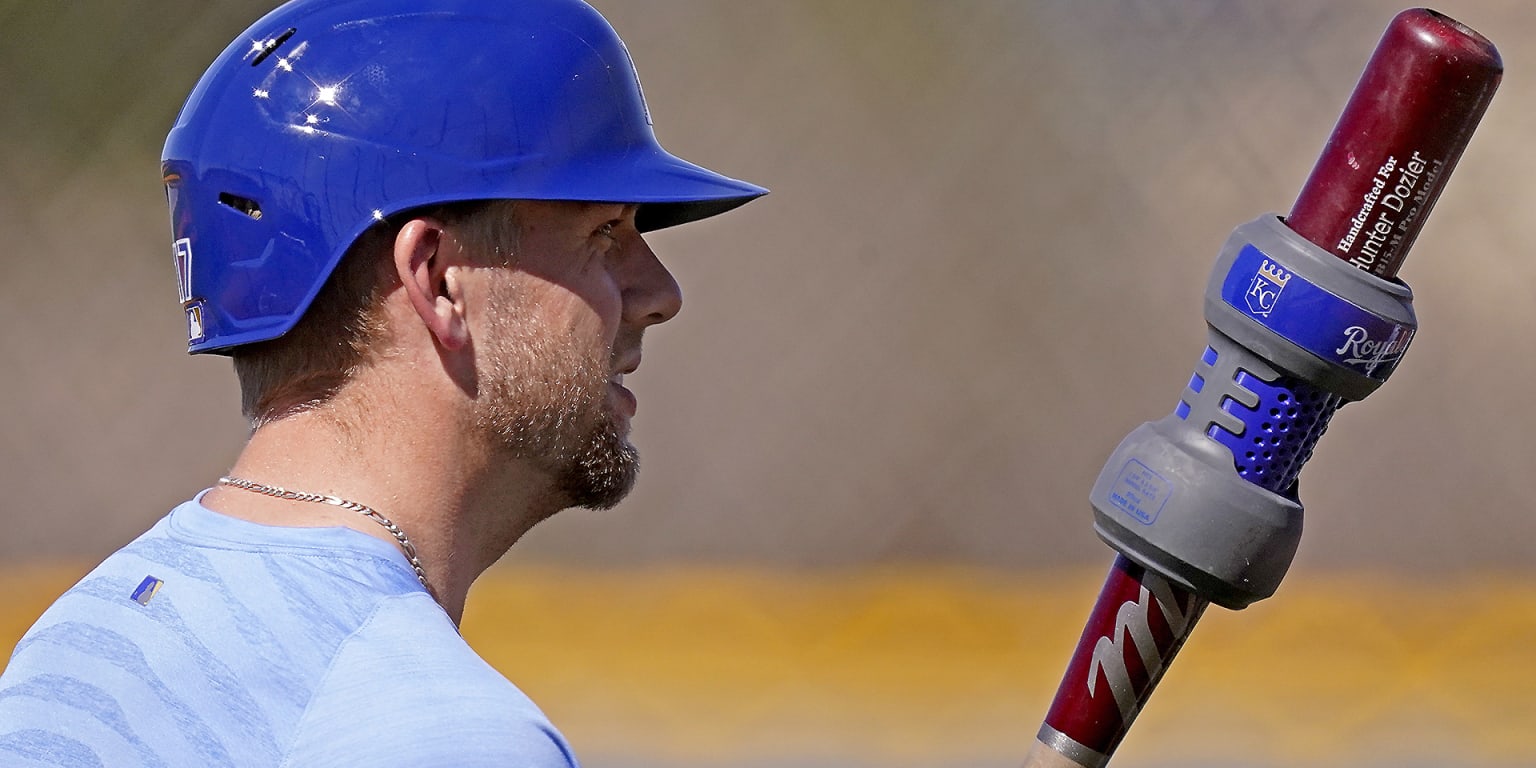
top-left (608, 375), bottom-right (637, 418)
top-left (611, 351), bottom-right (641, 378)
top-left (608, 354), bottom-right (640, 417)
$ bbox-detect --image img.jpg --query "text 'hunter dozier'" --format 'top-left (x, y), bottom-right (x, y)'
top-left (1334, 151), bottom-right (1444, 273)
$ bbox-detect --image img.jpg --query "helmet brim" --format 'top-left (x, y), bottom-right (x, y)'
top-left (493, 146), bottom-right (767, 232)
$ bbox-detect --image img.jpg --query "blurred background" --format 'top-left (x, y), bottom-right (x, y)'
top-left (3, 1), bottom-right (1535, 766)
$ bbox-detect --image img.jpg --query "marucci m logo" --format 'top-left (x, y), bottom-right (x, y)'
top-left (1085, 571), bottom-right (1192, 723)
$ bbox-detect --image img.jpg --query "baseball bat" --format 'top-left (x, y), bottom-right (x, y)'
top-left (1023, 9), bottom-right (1501, 767)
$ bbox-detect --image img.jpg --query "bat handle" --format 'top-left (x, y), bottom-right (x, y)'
top-left (1028, 555), bottom-right (1209, 766)
top-left (1022, 739), bottom-right (1094, 768)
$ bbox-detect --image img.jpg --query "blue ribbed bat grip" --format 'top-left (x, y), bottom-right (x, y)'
top-left (1090, 215), bottom-right (1415, 609)
top-left (1177, 348), bottom-right (1344, 495)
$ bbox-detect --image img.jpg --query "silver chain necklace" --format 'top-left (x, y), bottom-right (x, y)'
top-left (217, 476), bottom-right (432, 595)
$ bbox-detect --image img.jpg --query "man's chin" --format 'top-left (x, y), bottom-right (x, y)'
top-left (565, 467), bottom-right (639, 511)
top-left (558, 430), bottom-right (640, 511)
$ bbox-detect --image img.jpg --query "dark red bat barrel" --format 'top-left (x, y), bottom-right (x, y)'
top-left (1287, 8), bottom-right (1501, 279)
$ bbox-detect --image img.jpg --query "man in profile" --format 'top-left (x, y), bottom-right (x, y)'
top-left (0, 0), bottom-right (764, 764)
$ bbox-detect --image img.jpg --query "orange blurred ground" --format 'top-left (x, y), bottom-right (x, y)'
top-left (5, 564), bottom-right (1535, 767)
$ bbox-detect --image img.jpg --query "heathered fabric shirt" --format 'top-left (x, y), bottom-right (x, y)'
top-left (0, 494), bottom-right (578, 767)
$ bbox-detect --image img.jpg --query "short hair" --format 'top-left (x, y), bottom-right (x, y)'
top-left (232, 200), bottom-right (521, 427)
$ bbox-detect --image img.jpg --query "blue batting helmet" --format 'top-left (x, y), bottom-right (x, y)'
top-left (163, 0), bottom-right (767, 354)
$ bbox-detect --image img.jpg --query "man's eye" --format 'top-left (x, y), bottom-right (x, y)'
top-left (596, 222), bottom-right (617, 241)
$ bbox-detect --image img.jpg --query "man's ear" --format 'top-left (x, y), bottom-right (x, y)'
top-left (394, 219), bottom-right (470, 351)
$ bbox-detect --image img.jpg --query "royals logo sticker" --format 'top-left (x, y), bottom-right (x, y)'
top-left (1221, 243), bottom-right (1414, 384)
top-left (1244, 258), bottom-right (1292, 317)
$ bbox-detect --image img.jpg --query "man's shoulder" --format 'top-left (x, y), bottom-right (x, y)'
top-left (287, 592), bottom-right (577, 766)
top-left (0, 514), bottom-right (395, 702)
top-left (308, 591), bottom-right (550, 717)
top-left (315, 590), bottom-right (512, 695)
top-left (0, 508), bottom-right (575, 766)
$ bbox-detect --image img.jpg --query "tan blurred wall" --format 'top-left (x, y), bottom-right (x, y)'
top-left (1, 1), bottom-right (1533, 573)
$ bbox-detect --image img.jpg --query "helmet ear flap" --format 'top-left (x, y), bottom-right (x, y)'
top-left (164, 158), bottom-right (341, 353)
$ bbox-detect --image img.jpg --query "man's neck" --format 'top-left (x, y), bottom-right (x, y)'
top-left (202, 403), bottom-right (559, 624)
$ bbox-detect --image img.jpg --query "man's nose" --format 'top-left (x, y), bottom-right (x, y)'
top-left (621, 235), bottom-right (683, 326)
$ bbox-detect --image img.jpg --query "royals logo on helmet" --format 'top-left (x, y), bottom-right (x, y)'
top-left (173, 237), bottom-right (206, 344)
top-left (173, 238), bottom-right (193, 303)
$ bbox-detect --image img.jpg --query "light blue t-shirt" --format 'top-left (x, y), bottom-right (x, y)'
top-left (0, 495), bottom-right (579, 767)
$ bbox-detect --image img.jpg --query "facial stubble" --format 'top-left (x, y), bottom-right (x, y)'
top-left (474, 280), bottom-right (639, 511)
